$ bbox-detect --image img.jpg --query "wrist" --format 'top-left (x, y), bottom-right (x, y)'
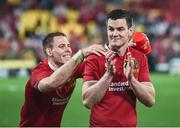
top-left (104, 71), bottom-right (114, 79)
top-left (80, 49), bottom-right (85, 58)
top-left (129, 75), bottom-right (136, 84)
top-left (72, 50), bottom-right (84, 64)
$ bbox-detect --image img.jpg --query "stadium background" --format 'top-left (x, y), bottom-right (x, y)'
top-left (0, 0), bottom-right (180, 126)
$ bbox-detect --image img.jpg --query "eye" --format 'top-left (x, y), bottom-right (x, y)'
top-left (117, 27), bottom-right (125, 31)
top-left (58, 44), bottom-right (65, 48)
top-left (108, 27), bottom-right (114, 31)
top-left (67, 44), bottom-right (71, 48)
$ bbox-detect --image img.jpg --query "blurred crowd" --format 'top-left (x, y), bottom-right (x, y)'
top-left (0, 0), bottom-right (180, 73)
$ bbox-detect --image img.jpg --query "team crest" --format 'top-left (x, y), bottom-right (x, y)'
top-left (123, 58), bottom-right (139, 78)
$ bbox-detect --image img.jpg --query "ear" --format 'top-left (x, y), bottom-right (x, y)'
top-left (45, 48), bottom-right (53, 56)
top-left (128, 26), bottom-right (135, 39)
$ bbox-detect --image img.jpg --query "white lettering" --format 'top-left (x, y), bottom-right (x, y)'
top-left (51, 97), bottom-right (70, 105)
top-left (108, 81), bottom-right (130, 92)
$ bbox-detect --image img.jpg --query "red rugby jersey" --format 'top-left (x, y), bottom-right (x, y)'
top-left (19, 60), bottom-right (83, 127)
top-left (83, 47), bottom-right (151, 127)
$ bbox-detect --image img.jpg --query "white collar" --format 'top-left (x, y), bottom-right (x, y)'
top-left (104, 44), bottom-right (110, 51)
top-left (105, 44), bottom-right (131, 56)
top-left (105, 44), bottom-right (116, 53)
top-left (48, 61), bottom-right (57, 71)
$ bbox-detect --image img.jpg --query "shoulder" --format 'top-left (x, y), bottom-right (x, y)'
top-left (32, 60), bottom-right (51, 74)
top-left (130, 47), bottom-right (146, 59)
top-left (86, 54), bottom-right (105, 61)
top-left (85, 54), bottom-right (105, 66)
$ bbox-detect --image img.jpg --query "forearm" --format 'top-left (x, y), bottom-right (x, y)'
top-left (38, 50), bottom-right (84, 92)
top-left (130, 77), bottom-right (155, 107)
top-left (83, 72), bottom-right (113, 109)
top-left (51, 50), bottom-right (83, 85)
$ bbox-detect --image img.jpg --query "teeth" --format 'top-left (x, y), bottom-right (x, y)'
top-left (64, 55), bottom-right (71, 59)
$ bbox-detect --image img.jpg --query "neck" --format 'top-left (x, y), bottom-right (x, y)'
top-left (48, 59), bottom-right (60, 71)
top-left (108, 44), bottom-right (129, 56)
top-left (117, 46), bottom-right (128, 56)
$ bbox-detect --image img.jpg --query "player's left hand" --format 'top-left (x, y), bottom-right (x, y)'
top-left (129, 32), bottom-right (152, 56)
top-left (123, 52), bottom-right (134, 81)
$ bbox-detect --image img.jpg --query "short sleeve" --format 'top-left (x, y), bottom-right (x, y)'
top-left (138, 54), bottom-right (151, 82)
top-left (83, 55), bottom-right (101, 82)
top-left (30, 68), bottom-right (51, 89)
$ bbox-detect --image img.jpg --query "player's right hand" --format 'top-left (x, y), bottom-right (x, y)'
top-left (105, 50), bottom-right (116, 76)
top-left (81, 44), bottom-right (106, 57)
top-left (123, 52), bottom-right (134, 81)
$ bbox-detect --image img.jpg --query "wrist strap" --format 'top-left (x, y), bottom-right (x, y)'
top-left (72, 50), bottom-right (84, 64)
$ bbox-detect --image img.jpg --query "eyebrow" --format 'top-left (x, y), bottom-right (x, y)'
top-left (58, 42), bottom-right (71, 46)
top-left (108, 26), bottom-right (124, 29)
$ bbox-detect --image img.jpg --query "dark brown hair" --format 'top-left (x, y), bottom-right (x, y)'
top-left (107, 9), bottom-right (133, 28)
top-left (42, 32), bottom-right (66, 53)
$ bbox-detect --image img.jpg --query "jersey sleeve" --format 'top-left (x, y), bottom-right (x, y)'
top-left (138, 54), bottom-right (151, 82)
top-left (30, 68), bottom-right (50, 89)
top-left (83, 55), bottom-right (100, 82)
top-left (73, 62), bottom-right (85, 79)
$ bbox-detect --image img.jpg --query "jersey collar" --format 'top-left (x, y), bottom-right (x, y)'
top-left (48, 61), bottom-right (57, 71)
top-left (105, 44), bottom-right (130, 57)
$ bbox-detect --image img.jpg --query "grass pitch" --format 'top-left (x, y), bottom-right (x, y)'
top-left (0, 73), bottom-right (179, 126)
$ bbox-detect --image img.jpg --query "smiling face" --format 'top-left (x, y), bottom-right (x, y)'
top-left (46, 36), bottom-right (72, 66)
top-left (107, 18), bottom-right (133, 52)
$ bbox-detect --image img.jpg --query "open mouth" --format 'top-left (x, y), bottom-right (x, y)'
top-left (63, 54), bottom-right (71, 59)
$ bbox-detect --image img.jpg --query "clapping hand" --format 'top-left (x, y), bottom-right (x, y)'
top-left (123, 52), bottom-right (134, 81)
top-left (105, 50), bottom-right (116, 76)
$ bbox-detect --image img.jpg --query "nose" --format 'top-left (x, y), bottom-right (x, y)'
top-left (64, 45), bottom-right (72, 53)
top-left (112, 29), bottom-right (118, 37)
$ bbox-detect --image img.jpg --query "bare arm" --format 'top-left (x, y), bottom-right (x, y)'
top-left (38, 44), bottom-right (105, 92)
top-left (82, 51), bottom-right (116, 109)
top-left (124, 53), bottom-right (155, 107)
top-left (82, 72), bottom-right (113, 109)
top-left (130, 78), bottom-right (155, 107)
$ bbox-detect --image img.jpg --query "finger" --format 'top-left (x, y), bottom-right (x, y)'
top-left (113, 64), bottom-right (116, 74)
top-left (110, 59), bottom-right (116, 67)
top-left (93, 51), bottom-right (101, 56)
top-left (107, 52), bottom-right (115, 62)
top-left (128, 40), bottom-right (136, 47)
top-left (105, 50), bottom-right (113, 59)
top-left (111, 59), bottom-right (116, 69)
top-left (96, 48), bottom-right (106, 56)
top-left (124, 59), bottom-right (131, 71)
top-left (91, 46), bottom-right (106, 56)
top-left (127, 52), bottom-right (132, 60)
top-left (95, 45), bottom-right (106, 50)
top-left (109, 59), bottom-right (116, 75)
top-left (127, 52), bottom-right (132, 65)
top-left (130, 59), bottom-right (134, 69)
top-left (95, 49), bottom-right (106, 56)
